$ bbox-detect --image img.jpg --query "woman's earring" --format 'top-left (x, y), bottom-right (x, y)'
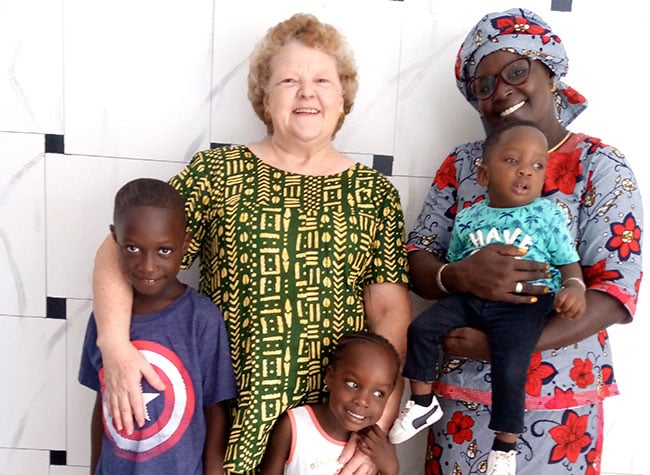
top-left (551, 84), bottom-right (563, 124)
top-left (323, 383), bottom-right (329, 392)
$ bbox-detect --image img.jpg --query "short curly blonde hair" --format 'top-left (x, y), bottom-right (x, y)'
top-left (248, 13), bottom-right (358, 136)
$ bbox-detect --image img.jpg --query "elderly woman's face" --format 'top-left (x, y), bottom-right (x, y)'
top-left (263, 41), bottom-right (344, 143)
top-left (474, 50), bottom-right (556, 131)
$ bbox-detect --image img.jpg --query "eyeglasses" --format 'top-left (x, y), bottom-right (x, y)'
top-left (469, 57), bottom-right (532, 100)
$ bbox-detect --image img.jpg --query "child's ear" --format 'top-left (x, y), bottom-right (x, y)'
top-left (182, 231), bottom-right (192, 252)
top-left (324, 365), bottom-right (334, 388)
top-left (477, 162), bottom-right (489, 187)
top-left (109, 224), bottom-right (117, 242)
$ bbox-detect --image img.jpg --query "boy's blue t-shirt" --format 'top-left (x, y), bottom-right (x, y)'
top-left (447, 198), bottom-right (580, 291)
top-left (78, 286), bottom-right (237, 475)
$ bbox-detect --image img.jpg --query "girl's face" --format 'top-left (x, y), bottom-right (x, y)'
top-left (324, 343), bottom-right (397, 437)
top-left (474, 50), bottom-right (557, 134)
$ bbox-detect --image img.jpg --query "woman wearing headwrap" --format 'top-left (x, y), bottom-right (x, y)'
top-left (407, 8), bottom-right (643, 475)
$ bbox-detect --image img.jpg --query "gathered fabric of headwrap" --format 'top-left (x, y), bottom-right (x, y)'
top-left (455, 7), bottom-right (587, 126)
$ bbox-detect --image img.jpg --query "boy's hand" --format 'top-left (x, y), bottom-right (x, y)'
top-left (554, 283), bottom-right (586, 320)
top-left (101, 342), bottom-right (165, 434)
top-left (357, 425), bottom-right (398, 475)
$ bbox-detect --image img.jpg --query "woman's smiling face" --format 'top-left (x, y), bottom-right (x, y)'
top-left (263, 41), bottom-right (344, 145)
top-left (475, 50), bottom-right (557, 133)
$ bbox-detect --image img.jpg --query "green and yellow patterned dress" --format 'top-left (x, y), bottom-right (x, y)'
top-left (170, 145), bottom-right (408, 473)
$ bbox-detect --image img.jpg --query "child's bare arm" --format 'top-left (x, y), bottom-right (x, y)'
top-left (555, 262), bottom-right (587, 320)
top-left (90, 394), bottom-right (103, 474)
top-left (357, 425), bottom-right (399, 475)
top-left (258, 413), bottom-right (292, 475)
top-left (203, 402), bottom-right (229, 475)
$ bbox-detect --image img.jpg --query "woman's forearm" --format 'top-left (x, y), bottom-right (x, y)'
top-left (535, 290), bottom-right (628, 352)
top-left (93, 234), bottom-right (133, 349)
top-left (407, 250), bottom-right (447, 300)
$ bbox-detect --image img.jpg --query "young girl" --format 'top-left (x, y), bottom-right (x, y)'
top-left (259, 332), bottom-right (401, 475)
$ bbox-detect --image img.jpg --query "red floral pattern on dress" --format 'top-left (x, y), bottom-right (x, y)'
top-left (425, 436), bottom-right (443, 475)
top-left (585, 137), bottom-right (603, 154)
top-left (570, 358), bottom-right (595, 388)
top-left (434, 155), bottom-right (458, 190)
top-left (549, 410), bottom-right (592, 463)
top-left (601, 365), bottom-right (614, 385)
top-left (526, 352), bottom-right (557, 397)
top-left (597, 330), bottom-right (607, 350)
top-left (583, 259), bottom-right (622, 287)
top-left (447, 411), bottom-right (475, 444)
top-left (606, 213), bottom-right (641, 260)
top-left (545, 387), bottom-right (578, 409)
top-left (544, 149), bottom-right (582, 194)
top-left (585, 448), bottom-right (599, 475)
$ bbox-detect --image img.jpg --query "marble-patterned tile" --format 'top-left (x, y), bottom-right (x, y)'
top-left (45, 154), bottom-right (187, 299)
top-left (65, 298), bottom-right (95, 468)
top-left (210, 0), bottom-right (403, 156)
top-left (389, 175), bottom-right (435, 235)
top-left (50, 465), bottom-right (90, 475)
top-left (0, 448), bottom-right (49, 475)
top-left (0, 132), bottom-right (46, 317)
top-left (0, 316), bottom-right (65, 449)
top-left (63, 0), bottom-right (213, 162)
top-left (0, 0), bottom-right (63, 134)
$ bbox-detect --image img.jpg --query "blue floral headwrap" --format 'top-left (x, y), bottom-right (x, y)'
top-left (455, 8), bottom-right (587, 125)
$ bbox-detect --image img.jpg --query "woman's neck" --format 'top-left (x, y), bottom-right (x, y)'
top-left (545, 124), bottom-right (571, 153)
top-left (249, 136), bottom-right (353, 176)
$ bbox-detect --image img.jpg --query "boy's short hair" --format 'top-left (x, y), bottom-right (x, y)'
top-left (482, 119), bottom-right (546, 163)
top-left (113, 178), bottom-right (186, 225)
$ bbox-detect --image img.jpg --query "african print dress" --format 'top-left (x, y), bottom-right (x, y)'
top-left (408, 133), bottom-right (643, 474)
top-left (170, 145), bottom-right (409, 473)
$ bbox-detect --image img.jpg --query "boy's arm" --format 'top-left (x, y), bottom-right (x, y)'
top-left (90, 393), bottom-right (103, 474)
top-left (203, 402), bottom-right (229, 475)
top-left (554, 262), bottom-right (587, 320)
top-left (258, 413), bottom-right (292, 475)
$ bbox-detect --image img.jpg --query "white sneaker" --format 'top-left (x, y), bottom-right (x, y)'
top-left (487, 449), bottom-right (517, 475)
top-left (388, 396), bottom-right (442, 444)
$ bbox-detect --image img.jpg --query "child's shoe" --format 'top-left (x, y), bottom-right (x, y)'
top-left (487, 449), bottom-right (517, 475)
top-left (388, 396), bottom-right (442, 444)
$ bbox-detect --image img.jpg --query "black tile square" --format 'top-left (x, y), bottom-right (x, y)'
top-left (45, 134), bottom-right (65, 154)
top-left (46, 297), bottom-right (67, 319)
top-left (49, 450), bottom-right (67, 466)
top-left (372, 154), bottom-right (394, 176)
top-left (551, 0), bottom-right (572, 11)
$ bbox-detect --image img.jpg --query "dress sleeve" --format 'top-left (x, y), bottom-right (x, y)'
top-left (576, 142), bottom-right (643, 319)
top-left (407, 152), bottom-right (461, 258)
top-left (364, 176), bottom-right (409, 286)
top-left (169, 150), bottom-right (218, 269)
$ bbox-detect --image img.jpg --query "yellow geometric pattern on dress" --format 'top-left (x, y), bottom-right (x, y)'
top-left (170, 145), bottom-right (408, 473)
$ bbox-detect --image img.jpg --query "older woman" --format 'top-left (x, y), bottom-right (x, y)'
top-left (408, 8), bottom-right (643, 475)
top-left (92, 13), bottom-right (410, 475)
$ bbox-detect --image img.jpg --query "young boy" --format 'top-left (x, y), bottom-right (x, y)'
top-left (79, 178), bottom-right (237, 474)
top-left (389, 120), bottom-right (587, 474)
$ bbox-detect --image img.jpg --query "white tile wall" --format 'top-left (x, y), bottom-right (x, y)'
top-left (0, 0), bottom-right (647, 473)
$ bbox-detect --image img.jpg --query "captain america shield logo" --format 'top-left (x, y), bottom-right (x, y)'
top-left (99, 340), bottom-right (195, 461)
